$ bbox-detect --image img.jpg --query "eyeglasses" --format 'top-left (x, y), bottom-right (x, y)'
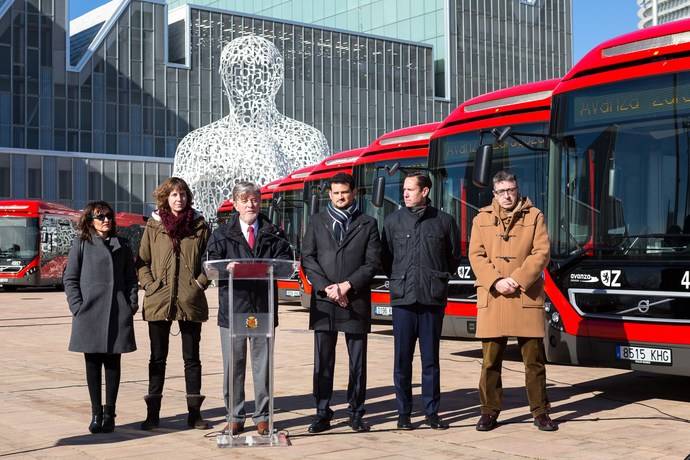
top-left (92, 213), bottom-right (114, 222)
top-left (493, 187), bottom-right (518, 196)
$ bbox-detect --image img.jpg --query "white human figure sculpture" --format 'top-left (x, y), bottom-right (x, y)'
top-left (173, 35), bottom-right (330, 219)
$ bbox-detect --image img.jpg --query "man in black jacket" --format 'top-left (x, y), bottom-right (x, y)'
top-left (381, 172), bottom-right (460, 430)
top-left (301, 172), bottom-right (382, 433)
top-left (205, 182), bottom-right (293, 436)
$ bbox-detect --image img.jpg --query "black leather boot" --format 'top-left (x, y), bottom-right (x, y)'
top-left (88, 406), bottom-right (103, 434)
top-left (140, 394), bottom-right (162, 430)
top-left (101, 405), bottom-right (116, 433)
top-left (186, 394), bottom-right (211, 430)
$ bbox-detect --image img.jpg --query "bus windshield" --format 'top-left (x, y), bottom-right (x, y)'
top-left (273, 189), bottom-right (303, 255)
top-left (356, 157), bottom-right (428, 232)
top-left (0, 217), bottom-right (39, 259)
top-left (431, 123), bottom-right (548, 255)
top-left (549, 72), bottom-right (690, 259)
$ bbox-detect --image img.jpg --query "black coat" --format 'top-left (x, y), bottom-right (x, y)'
top-left (64, 235), bottom-right (138, 354)
top-left (381, 205), bottom-right (461, 308)
top-left (302, 211), bottom-right (382, 333)
top-left (204, 214), bottom-right (293, 329)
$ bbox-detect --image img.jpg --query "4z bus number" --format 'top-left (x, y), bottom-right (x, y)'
top-left (457, 266), bottom-right (472, 279)
top-left (682, 271), bottom-right (690, 289)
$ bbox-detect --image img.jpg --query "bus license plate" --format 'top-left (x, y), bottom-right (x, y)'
top-left (616, 345), bottom-right (671, 365)
top-left (285, 290), bottom-right (300, 297)
top-left (375, 306), bottom-right (392, 317)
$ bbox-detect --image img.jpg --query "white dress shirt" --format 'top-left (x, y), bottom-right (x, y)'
top-left (239, 218), bottom-right (259, 245)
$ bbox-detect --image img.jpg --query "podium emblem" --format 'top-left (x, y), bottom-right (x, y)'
top-left (246, 315), bottom-right (258, 329)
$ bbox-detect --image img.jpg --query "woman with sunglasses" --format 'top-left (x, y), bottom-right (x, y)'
top-left (136, 177), bottom-right (211, 430)
top-left (63, 201), bottom-right (138, 434)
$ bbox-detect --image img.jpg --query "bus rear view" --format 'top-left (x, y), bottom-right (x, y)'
top-left (546, 19), bottom-right (690, 375)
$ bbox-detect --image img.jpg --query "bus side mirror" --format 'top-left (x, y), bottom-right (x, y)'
top-left (268, 196), bottom-right (281, 222)
top-left (302, 184), bottom-right (310, 203)
top-left (372, 176), bottom-right (385, 208)
top-left (473, 144), bottom-right (493, 187)
top-left (310, 191), bottom-right (320, 215)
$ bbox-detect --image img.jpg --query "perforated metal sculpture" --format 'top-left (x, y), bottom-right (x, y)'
top-left (174, 35), bottom-right (330, 219)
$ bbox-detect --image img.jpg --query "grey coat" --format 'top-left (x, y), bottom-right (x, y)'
top-left (64, 235), bottom-right (138, 354)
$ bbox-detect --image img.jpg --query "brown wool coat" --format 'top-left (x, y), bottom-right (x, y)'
top-left (136, 211), bottom-right (210, 322)
top-left (468, 197), bottom-right (550, 338)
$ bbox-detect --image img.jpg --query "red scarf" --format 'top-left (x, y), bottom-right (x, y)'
top-left (159, 207), bottom-right (196, 253)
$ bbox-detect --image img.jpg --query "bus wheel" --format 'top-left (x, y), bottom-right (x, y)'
top-left (2, 285), bottom-right (18, 292)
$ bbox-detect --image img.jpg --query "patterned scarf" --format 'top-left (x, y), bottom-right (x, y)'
top-left (159, 207), bottom-right (196, 253)
top-left (326, 200), bottom-right (359, 244)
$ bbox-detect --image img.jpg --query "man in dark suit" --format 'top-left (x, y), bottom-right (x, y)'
top-left (381, 172), bottom-right (460, 430)
top-left (205, 182), bottom-right (293, 436)
top-left (301, 172), bottom-right (382, 433)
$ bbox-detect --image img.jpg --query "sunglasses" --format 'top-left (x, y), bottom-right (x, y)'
top-left (92, 213), bottom-right (114, 222)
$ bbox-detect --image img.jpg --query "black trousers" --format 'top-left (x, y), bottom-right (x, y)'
top-left (392, 304), bottom-right (444, 417)
top-left (84, 353), bottom-right (121, 411)
top-left (313, 331), bottom-right (368, 420)
top-left (147, 320), bottom-right (202, 395)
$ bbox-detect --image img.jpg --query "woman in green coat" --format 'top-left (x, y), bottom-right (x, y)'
top-left (136, 177), bottom-right (211, 430)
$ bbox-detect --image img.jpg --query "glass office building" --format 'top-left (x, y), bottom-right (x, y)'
top-left (0, 0), bottom-right (571, 214)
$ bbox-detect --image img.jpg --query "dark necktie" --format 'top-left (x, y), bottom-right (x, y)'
top-left (247, 225), bottom-right (255, 250)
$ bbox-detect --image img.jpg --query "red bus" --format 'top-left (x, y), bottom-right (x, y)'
top-left (299, 148), bottom-right (368, 308)
top-left (428, 79), bottom-right (559, 337)
top-left (356, 122), bottom-right (440, 322)
top-left (115, 212), bottom-right (148, 258)
top-left (266, 165), bottom-right (316, 303)
top-left (0, 200), bottom-right (80, 290)
top-left (538, 19), bottom-right (690, 375)
top-left (216, 200), bottom-right (235, 225)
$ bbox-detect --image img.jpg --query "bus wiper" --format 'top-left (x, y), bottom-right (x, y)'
top-left (618, 233), bottom-right (690, 254)
top-left (550, 245), bottom-right (589, 274)
top-left (549, 224), bottom-right (587, 273)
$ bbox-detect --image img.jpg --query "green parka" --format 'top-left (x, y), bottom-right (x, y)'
top-left (137, 210), bottom-right (210, 322)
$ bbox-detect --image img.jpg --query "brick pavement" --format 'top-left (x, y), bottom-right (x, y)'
top-left (0, 288), bottom-right (689, 459)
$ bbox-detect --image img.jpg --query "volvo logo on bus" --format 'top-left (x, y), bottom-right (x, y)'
top-left (637, 299), bottom-right (650, 314)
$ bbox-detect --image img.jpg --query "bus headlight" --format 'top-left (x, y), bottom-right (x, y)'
top-left (551, 311), bottom-right (560, 324)
top-left (544, 300), bottom-right (564, 331)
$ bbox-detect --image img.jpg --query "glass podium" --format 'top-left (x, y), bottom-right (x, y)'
top-left (203, 258), bottom-right (296, 448)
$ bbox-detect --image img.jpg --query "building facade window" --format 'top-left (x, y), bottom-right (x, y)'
top-left (57, 156), bottom-right (72, 200)
top-left (0, 153), bottom-right (10, 197)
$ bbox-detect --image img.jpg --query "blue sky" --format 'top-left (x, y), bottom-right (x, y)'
top-left (70, 0), bottom-right (640, 64)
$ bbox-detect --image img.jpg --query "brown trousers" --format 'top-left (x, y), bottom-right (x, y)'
top-left (479, 337), bottom-right (549, 417)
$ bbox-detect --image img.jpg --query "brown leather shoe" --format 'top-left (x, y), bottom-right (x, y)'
top-left (475, 413), bottom-right (498, 431)
top-left (223, 422), bottom-right (244, 435)
top-left (533, 413), bottom-right (558, 431)
top-left (256, 421), bottom-right (270, 436)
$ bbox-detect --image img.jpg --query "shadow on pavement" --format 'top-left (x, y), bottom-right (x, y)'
top-left (52, 342), bottom-right (690, 447)
top-left (450, 342), bottom-right (690, 428)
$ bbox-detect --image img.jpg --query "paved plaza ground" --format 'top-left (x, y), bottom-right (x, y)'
top-left (0, 288), bottom-right (689, 459)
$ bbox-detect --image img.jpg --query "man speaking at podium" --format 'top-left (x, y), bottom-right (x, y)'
top-left (205, 182), bottom-right (292, 436)
top-left (301, 172), bottom-right (382, 433)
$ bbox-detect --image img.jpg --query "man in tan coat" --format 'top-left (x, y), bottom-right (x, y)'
top-left (468, 170), bottom-right (557, 432)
